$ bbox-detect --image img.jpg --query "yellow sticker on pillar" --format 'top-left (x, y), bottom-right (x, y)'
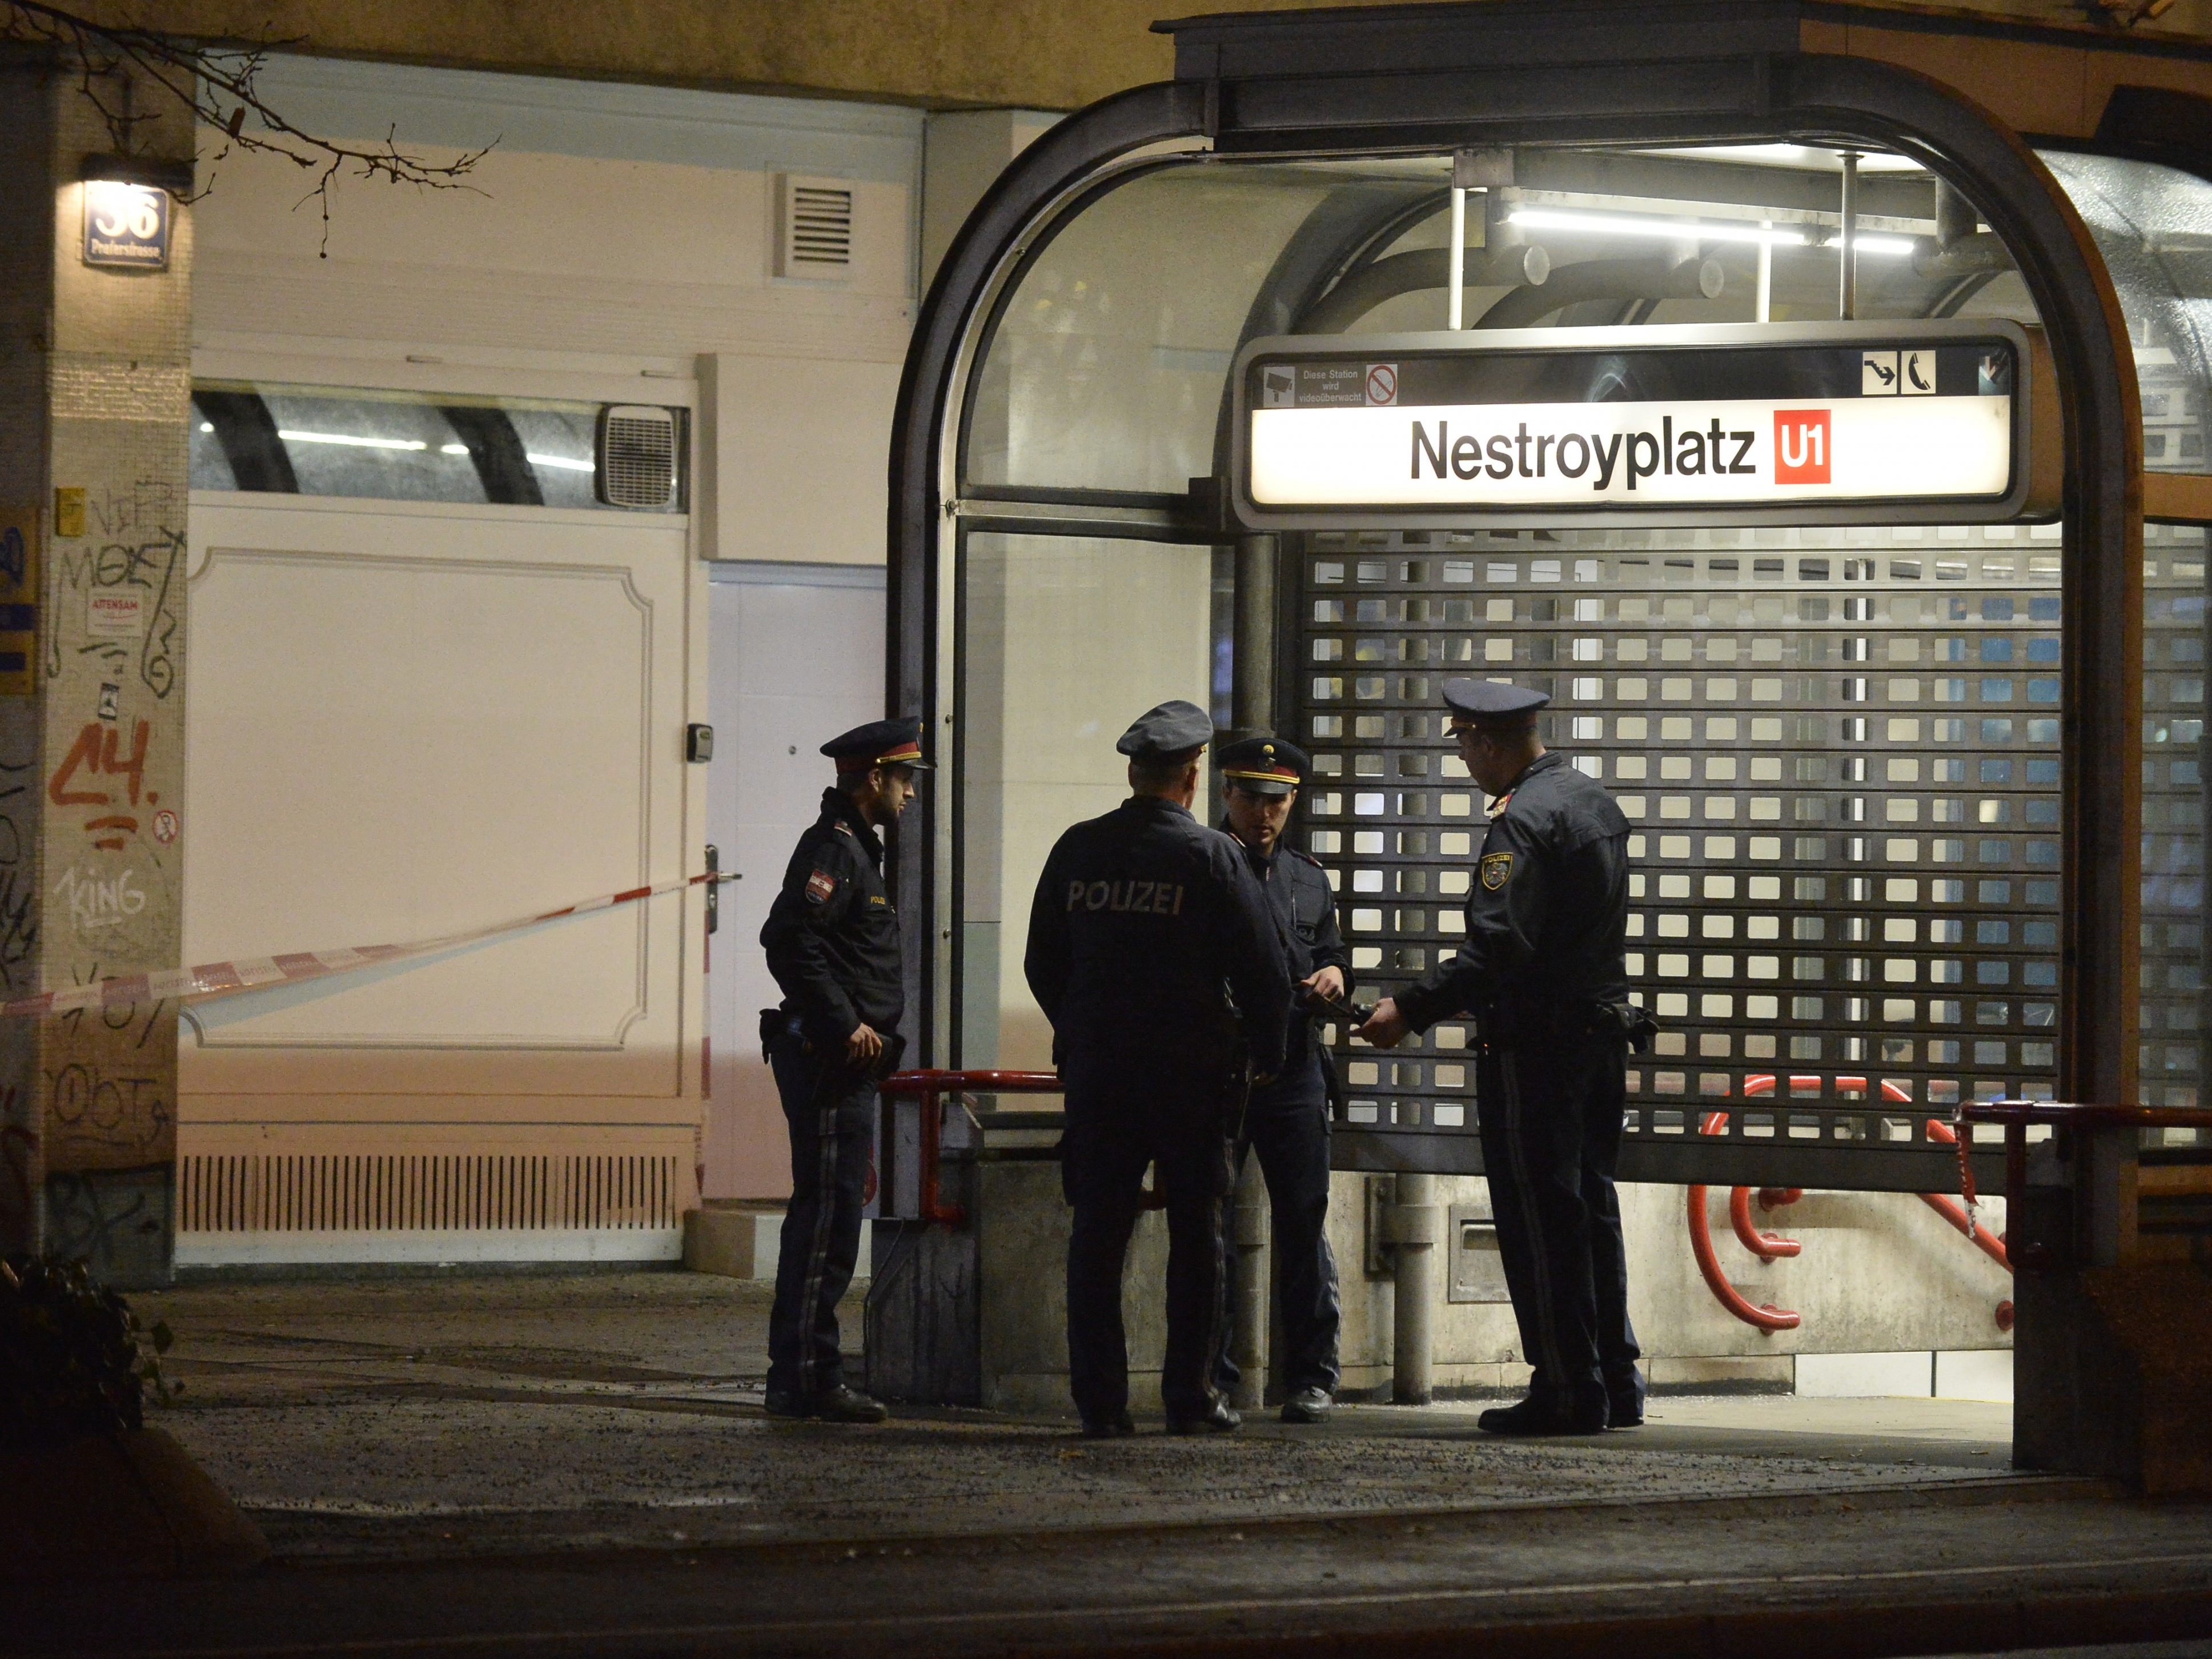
top-left (0, 506), bottom-right (39, 697)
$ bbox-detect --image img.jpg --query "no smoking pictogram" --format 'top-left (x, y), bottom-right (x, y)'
top-left (1364, 363), bottom-right (1398, 406)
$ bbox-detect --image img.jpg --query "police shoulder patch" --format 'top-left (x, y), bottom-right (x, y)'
top-left (1479, 851), bottom-right (1514, 891)
top-left (804, 869), bottom-right (838, 904)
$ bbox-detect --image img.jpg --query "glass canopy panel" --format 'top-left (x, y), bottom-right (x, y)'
top-left (964, 144), bottom-right (2050, 502)
top-left (2050, 153), bottom-right (2212, 1127)
top-left (2043, 152), bottom-right (2212, 476)
top-left (957, 533), bottom-right (1216, 1072)
top-left (963, 164), bottom-right (1355, 497)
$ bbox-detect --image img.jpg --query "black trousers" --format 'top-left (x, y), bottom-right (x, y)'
top-left (766, 1045), bottom-right (876, 1399)
top-left (1475, 1038), bottom-right (1640, 1410)
top-left (1062, 1096), bottom-right (1229, 1422)
top-left (1214, 1102), bottom-right (1342, 1397)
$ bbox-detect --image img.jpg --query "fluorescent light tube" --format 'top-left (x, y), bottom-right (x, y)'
top-left (278, 429), bottom-right (428, 452)
top-left (1509, 208), bottom-right (1809, 247)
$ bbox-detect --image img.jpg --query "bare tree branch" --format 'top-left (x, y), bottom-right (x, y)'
top-left (1, 3), bottom-right (495, 254)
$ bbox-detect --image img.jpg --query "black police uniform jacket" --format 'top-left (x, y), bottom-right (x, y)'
top-left (1394, 752), bottom-right (1630, 1039)
top-left (1025, 797), bottom-right (1292, 1099)
top-left (1227, 830), bottom-right (1353, 1110)
top-left (760, 788), bottom-right (904, 1052)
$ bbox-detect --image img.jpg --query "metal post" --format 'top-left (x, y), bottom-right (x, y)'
top-left (1756, 223), bottom-right (1773, 323)
top-left (1838, 150), bottom-right (1859, 321)
top-left (1447, 185), bottom-right (1467, 330)
top-left (1227, 531), bottom-right (1279, 1405)
top-left (1229, 1154), bottom-right (1268, 1410)
top-left (1391, 1171), bottom-right (1439, 1403)
top-left (1232, 533), bottom-right (1278, 735)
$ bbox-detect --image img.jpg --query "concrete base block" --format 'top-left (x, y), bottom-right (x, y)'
top-left (977, 1160), bottom-right (1171, 1417)
top-left (1936, 1348), bottom-right (2014, 1402)
top-left (1797, 1351), bottom-right (1935, 1398)
top-left (866, 1219), bottom-right (979, 1406)
top-left (683, 1202), bottom-right (873, 1283)
top-left (683, 1203), bottom-right (782, 1279)
top-left (2017, 1263), bottom-right (2212, 1495)
top-left (1649, 1355), bottom-right (1794, 1395)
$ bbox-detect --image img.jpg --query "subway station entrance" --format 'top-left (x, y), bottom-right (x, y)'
top-left (873, 0), bottom-right (2212, 1479)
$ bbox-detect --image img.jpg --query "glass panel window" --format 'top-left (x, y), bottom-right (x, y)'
top-left (957, 533), bottom-right (1217, 1070)
top-left (2142, 523), bottom-right (2208, 1111)
top-left (190, 381), bottom-right (684, 512)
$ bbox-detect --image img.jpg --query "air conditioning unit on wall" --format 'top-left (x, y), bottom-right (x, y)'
top-left (596, 405), bottom-right (680, 509)
top-left (774, 174), bottom-right (856, 282)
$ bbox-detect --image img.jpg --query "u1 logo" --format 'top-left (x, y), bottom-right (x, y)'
top-left (1773, 409), bottom-right (1832, 485)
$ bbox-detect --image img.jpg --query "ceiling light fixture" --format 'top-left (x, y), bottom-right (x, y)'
top-left (528, 453), bottom-right (595, 472)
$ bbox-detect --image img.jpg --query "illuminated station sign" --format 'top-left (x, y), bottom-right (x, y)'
top-left (1231, 322), bottom-right (2032, 529)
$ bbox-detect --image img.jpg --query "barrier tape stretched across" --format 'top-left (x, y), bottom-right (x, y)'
top-left (2, 870), bottom-right (733, 1022)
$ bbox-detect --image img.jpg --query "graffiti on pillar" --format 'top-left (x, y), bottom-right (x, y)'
top-left (0, 741), bottom-right (39, 994)
top-left (53, 866), bottom-right (147, 934)
top-left (54, 484), bottom-right (184, 702)
top-left (45, 1060), bottom-right (171, 1162)
top-left (0, 1103), bottom-right (37, 1248)
top-left (49, 718), bottom-right (154, 850)
top-left (42, 1168), bottom-right (171, 1282)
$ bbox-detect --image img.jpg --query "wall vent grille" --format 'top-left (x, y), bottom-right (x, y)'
top-left (776, 175), bottom-right (854, 279)
top-left (596, 404), bottom-right (679, 509)
top-left (178, 1152), bottom-right (679, 1233)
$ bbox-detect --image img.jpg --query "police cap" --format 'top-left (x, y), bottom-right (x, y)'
top-left (1115, 699), bottom-right (1213, 761)
top-left (1440, 678), bottom-right (1551, 726)
top-left (1217, 734), bottom-right (1308, 797)
top-left (821, 716), bottom-right (933, 770)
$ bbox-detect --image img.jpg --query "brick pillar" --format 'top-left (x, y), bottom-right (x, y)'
top-left (0, 58), bottom-right (191, 1285)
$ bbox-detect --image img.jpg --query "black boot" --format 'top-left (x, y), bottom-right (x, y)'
top-left (1080, 1409), bottom-right (1137, 1439)
top-left (1476, 1393), bottom-right (1608, 1436)
top-left (1166, 1397), bottom-right (1243, 1435)
top-left (1606, 1368), bottom-right (1647, 1429)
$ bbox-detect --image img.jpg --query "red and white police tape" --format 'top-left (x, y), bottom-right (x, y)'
top-left (1, 870), bottom-right (734, 1022)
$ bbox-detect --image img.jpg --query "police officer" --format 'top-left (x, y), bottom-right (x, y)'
top-left (1356, 680), bottom-right (1646, 1436)
top-left (1210, 736), bottom-right (1348, 1424)
top-left (758, 717), bottom-right (929, 1423)
top-left (1024, 700), bottom-right (1291, 1438)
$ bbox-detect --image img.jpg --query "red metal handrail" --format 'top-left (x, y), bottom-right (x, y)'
top-left (1697, 1076), bottom-right (2010, 1333)
top-left (1688, 1111), bottom-right (1800, 1332)
top-left (880, 1069), bottom-right (1062, 1227)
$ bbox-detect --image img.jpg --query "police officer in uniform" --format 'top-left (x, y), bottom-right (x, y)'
top-left (1024, 701), bottom-right (1291, 1437)
top-left (1356, 680), bottom-right (1647, 1436)
top-left (1210, 736), bottom-right (1349, 1424)
top-left (758, 717), bottom-right (929, 1423)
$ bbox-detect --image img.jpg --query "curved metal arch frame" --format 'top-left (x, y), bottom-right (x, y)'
top-left (889, 49), bottom-right (2141, 1116)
